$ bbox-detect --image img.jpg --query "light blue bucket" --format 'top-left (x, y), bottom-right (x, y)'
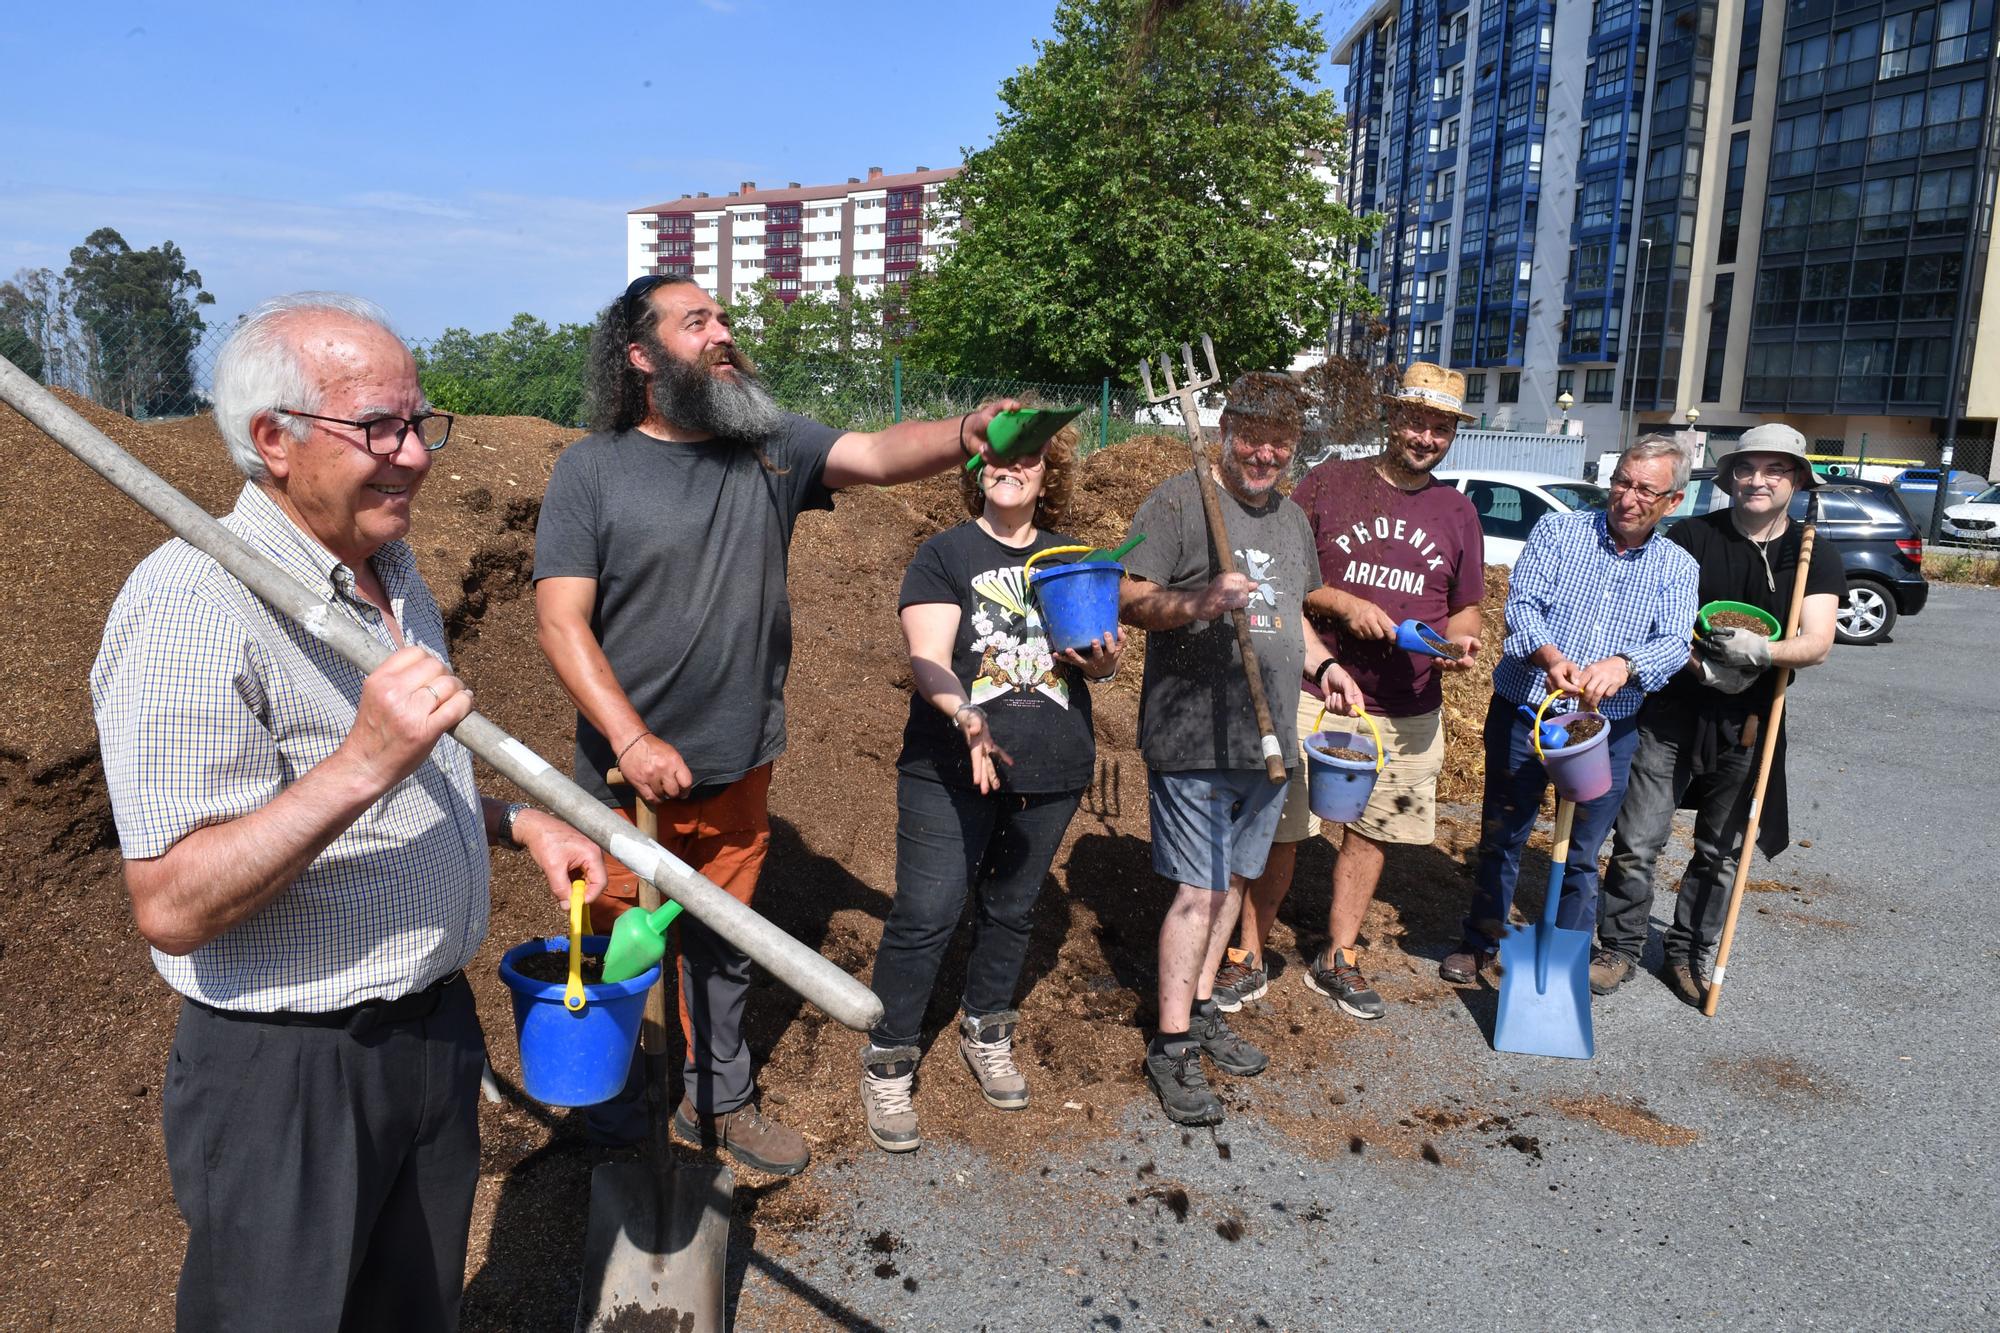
top-left (1304, 705), bottom-right (1387, 824)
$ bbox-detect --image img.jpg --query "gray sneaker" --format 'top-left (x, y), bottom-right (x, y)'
top-left (860, 1044), bottom-right (921, 1153)
top-left (1304, 947), bottom-right (1386, 1020)
top-left (1212, 951), bottom-right (1269, 1013)
top-left (957, 1010), bottom-right (1028, 1110)
top-left (1144, 1043), bottom-right (1223, 1126)
top-left (1191, 1004), bottom-right (1269, 1076)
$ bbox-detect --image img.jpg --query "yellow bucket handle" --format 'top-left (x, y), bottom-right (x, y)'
top-left (1022, 545), bottom-right (1095, 582)
top-left (563, 878), bottom-right (587, 1012)
top-left (1531, 691), bottom-right (1596, 763)
top-left (1310, 702), bottom-right (1386, 773)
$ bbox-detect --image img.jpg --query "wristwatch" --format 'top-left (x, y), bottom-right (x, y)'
top-left (499, 802), bottom-right (532, 848)
top-left (1614, 654), bottom-right (1636, 683)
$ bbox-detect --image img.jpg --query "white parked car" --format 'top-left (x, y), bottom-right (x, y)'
top-left (1941, 484), bottom-right (2000, 544)
top-left (1434, 470), bottom-right (1610, 567)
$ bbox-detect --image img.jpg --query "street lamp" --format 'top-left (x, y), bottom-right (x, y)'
top-left (1622, 236), bottom-right (1655, 449)
top-left (1686, 406), bottom-right (1701, 427)
top-left (1556, 389), bottom-right (1574, 434)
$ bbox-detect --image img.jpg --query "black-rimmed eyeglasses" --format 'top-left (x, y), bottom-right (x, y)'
top-left (277, 408), bottom-right (453, 454)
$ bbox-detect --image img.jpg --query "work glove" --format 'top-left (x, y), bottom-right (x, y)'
top-left (1692, 654), bottom-right (1761, 695)
top-left (1695, 626), bottom-right (1773, 671)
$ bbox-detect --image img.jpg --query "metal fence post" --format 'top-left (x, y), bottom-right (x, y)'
top-left (1858, 432), bottom-right (1869, 469)
top-left (892, 357), bottom-right (903, 423)
top-left (1099, 377), bottom-right (1111, 453)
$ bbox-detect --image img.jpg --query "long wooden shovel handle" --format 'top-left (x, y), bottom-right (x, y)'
top-left (1704, 513), bottom-right (1817, 1017)
top-left (1187, 449), bottom-right (1287, 784)
top-left (607, 768), bottom-right (671, 1054)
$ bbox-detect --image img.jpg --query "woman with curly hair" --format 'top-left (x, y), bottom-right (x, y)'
top-left (859, 414), bottom-right (1123, 1153)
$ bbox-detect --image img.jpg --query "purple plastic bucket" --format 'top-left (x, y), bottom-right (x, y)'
top-left (1540, 711), bottom-right (1612, 803)
top-left (1305, 730), bottom-right (1381, 823)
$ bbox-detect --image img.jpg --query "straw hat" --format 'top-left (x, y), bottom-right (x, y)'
top-left (1713, 423), bottom-right (1821, 492)
top-left (1384, 362), bottom-right (1476, 422)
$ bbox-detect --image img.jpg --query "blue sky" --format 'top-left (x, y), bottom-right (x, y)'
top-left (1, 0), bottom-right (1365, 339)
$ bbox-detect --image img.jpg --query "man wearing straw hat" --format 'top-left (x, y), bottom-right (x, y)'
top-left (1593, 424), bottom-right (1842, 1005)
top-left (1444, 435), bottom-right (1699, 987)
top-left (90, 293), bottom-right (607, 1331)
top-left (1217, 362), bottom-right (1484, 1023)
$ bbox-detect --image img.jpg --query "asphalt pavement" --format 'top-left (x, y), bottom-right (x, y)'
top-left (736, 584), bottom-right (2000, 1331)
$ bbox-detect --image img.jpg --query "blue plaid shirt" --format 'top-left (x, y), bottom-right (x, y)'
top-left (1492, 510), bottom-right (1699, 720)
top-left (91, 482), bottom-right (489, 1013)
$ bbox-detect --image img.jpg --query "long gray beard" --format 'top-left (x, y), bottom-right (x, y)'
top-left (651, 354), bottom-right (784, 442)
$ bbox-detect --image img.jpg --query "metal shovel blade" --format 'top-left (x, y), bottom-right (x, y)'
top-left (1493, 919), bottom-right (1595, 1059)
top-left (574, 1157), bottom-right (734, 1333)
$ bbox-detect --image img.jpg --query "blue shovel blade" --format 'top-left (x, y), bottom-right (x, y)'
top-left (1493, 921), bottom-right (1596, 1059)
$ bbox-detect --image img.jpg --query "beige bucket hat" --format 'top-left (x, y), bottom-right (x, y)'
top-left (1713, 423), bottom-right (1821, 492)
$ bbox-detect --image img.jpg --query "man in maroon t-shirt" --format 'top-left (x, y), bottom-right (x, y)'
top-left (1213, 363), bottom-right (1485, 1022)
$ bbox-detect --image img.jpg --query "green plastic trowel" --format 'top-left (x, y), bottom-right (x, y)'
top-left (964, 406), bottom-right (1087, 472)
top-left (600, 897), bottom-right (687, 984)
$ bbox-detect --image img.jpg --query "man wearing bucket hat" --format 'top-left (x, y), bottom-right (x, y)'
top-left (90, 294), bottom-right (607, 1330)
top-left (1219, 363), bottom-right (1485, 1024)
top-left (1594, 423), bottom-right (1843, 1004)
top-left (1119, 370), bottom-right (1362, 1127)
top-left (1444, 435), bottom-right (1699, 987)
top-left (534, 276), bottom-right (1017, 1174)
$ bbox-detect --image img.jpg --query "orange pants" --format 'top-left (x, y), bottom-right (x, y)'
top-left (592, 764), bottom-right (772, 1058)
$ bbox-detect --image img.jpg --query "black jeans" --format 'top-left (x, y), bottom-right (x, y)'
top-left (163, 976), bottom-right (486, 1332)
top-left (869, 772), bottom-right (1083, 1049)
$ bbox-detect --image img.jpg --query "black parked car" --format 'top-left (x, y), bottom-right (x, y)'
top-left (1660, 470), bottom-right (1928, 646)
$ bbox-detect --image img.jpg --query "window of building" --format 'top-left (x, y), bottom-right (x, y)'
top-left (1499, 372), bottom-right (1521, 403)
top-left (1585, 368), bottom-right (1616, 402)
top-left (1880, 8), bottom-right (1935, 78)
top-left (1465, 372), bottom-right (1487, 402)
top-left (1589, 46), bottom-right (1630, 100)
top-left (1441, 169), bottom-right (1456, 201)
top-left (1584, 111), bottom-right (1627, 164)
top-left (1426, 322), bottom-right (1443, 356)
top-left (1936, 0), bottom-right (1986, 66)
top-left (1578, 177), bottom-right (1617, 230)
top-left (1718, 132), bottom-right (1749, 263)
top-left (1733, 64), bottom-right (1757, 123)
top-left (1557, 369), bottom-right (1575, 397)
top-left (1570, 303), bottom-right (1608, 355)
top-left (1445, 117), bottom-right (1461, 148)
top-left (1573, 241), bottom-right (1611, 289)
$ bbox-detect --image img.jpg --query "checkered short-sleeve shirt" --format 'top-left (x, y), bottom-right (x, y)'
top-left (91, 482), bottom-right (489, 1013)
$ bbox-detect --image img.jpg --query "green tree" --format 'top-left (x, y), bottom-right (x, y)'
top-left (727, 277), bottom-right (898, 426)
top-left (414, 314), bottom-right (592, 425)
top-left (63, 227), bottom-right (215, 417)
top-left (0, 278), bottom-right (47, 381)
top-left (903, 0), bottom-right (1380, 383)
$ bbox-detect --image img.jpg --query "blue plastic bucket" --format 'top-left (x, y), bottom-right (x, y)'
top-left (1305, 730), bottom-right (1381, 823)
top-left (1540, 711), bottom-right (1612, 804)
top-left (498, 936), bottom-right (660, 1108)
top-left (1029, 560), bottom-right (1124, 653)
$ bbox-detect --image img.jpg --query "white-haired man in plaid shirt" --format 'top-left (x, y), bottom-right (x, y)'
top-left (91, 293), bottom-right (605, 1331)
top-left (1442, 435), bottom-right (1699, 985)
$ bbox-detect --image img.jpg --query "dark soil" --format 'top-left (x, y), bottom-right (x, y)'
top-left (1429, 637), bottom-right (1467, 660)
top-left (1312, 743), bottom-right (1376, 764)
top-left (0, 394), bottom-right (1517, 1331)
top-left (1707, 610), bottom-right (1774, 637)
top-left (512, 948), bottom-right (606, 986)
top-left (1559, 714), bottom-right (1606, 745)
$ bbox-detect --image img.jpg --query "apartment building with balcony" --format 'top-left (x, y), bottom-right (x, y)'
top-left (1337, 0), bottom-right (2000, 464)
top-left (626, 165), bottom-right (959, 306)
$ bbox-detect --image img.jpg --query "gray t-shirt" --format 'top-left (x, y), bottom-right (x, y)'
top-left (533, 414), bottom-right (841, 801)
top-left (1126, 468), bottom-right (1323, 773)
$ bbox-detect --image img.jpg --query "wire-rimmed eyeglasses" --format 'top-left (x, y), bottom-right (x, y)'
top-left (276, 408), bottom-right (453, 455)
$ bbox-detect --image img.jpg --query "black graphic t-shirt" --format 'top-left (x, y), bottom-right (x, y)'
top-left (896, 522), bottom-right (1097, 793)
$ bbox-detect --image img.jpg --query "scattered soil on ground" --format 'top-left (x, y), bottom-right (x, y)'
top-left (1548, 1095), bottom-right (1698, 1148)
top-left (0, 395), bottom-right (1521, 1331)
top-left (1707, 1055), bottom-right (1846, 1103)
top-left (1705, 611), bottom-right (1775, 636)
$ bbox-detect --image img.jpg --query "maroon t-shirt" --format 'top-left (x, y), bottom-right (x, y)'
top-left (1290, 456), bottom-right (1484, 716)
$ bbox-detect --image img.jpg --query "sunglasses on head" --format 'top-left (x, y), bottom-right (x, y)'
top-left (622, 274), bottom-right (670, 325)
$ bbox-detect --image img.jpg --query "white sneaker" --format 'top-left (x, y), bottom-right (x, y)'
top-left (860, 1044), bottom-right (921, 1152)
top-left (958, 1010), bottom-right (1028, 1110)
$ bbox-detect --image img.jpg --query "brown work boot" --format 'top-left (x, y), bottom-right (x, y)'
top-left (1589, 948), bottom-right (1636, 996)
top-left (673, 1096), bottom-right (810, 1176)
top-left (1661, 962), bottom-right (1706, 1008)
top-left (1439, 945), bottom-right (1496, 985)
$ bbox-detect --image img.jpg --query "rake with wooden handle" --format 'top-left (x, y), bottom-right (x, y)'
top-left (1139, 336), bottom-right (1286, 784)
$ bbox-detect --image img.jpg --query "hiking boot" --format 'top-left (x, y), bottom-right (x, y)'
top-left (1661, 962), bottom-right (1706, 1008)
top-left (859, 1044), bottom-right (921, 1153)
top-left (1589, 948), bottom-right (1636, 996)
top-left (1303, 947), bottom-right (1386, 1020)
top-left (958, 1010), bottom-right (1028, 1111)
top-left (673, 1096), bottom-right (810, 1175)
top-left (1144, 1042), bottom-right (1223, 1126)
top-left (1191, 1003), bottom-right (1268, 1076)
top-left (1440, 945), bottom-right (1497, 985)
top-left (1212, 949), bottom-right (1269, 1013)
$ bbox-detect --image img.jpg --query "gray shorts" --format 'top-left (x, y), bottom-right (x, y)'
top-left (1147, 767), bottom-right (1290, 891)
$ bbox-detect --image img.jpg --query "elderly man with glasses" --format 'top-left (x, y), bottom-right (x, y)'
top-left (1442, 435), bottom-right (1700, 987)
top-left (90, 293), bottom-right (606, 1330)
top-left (1594, 424), bottom-right (1843, 1005)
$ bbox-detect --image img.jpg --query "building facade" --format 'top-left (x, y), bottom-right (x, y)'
top-left (1336, 0), bottom-right (2000, 466)
top-left (626, 166), bottom-right (959, 307)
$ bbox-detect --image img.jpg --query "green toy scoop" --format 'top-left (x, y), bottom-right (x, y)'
top-left (600, 898), bottom-right (687, 985)
top-left (964, 406), bottom-right (1087, 472)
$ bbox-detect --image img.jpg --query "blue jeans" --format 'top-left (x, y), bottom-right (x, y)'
top-left (869, 773), bottom-right (1083, 1049)
top-left (1464, 695), bottom-right (1642, 950)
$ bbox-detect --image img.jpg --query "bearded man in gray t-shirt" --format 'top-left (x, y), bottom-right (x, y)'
top-left (534, 275), bottom-right (1016, 1175)
top-left (1118, 372), bottom-right (1361, 1129)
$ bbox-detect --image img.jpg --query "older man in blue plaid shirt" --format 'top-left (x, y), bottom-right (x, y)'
top-left (91, 293), bottom-right (606, 1331)
top-left (1441, 436), bottom-right (1699, 984)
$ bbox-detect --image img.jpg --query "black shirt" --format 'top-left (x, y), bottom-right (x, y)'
top-left (896, 522), bottom-right (1097, 793)
top-left (1660, 507), bottom-right (1847, 716)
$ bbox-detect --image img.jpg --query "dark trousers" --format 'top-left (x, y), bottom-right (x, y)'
top-left (1599, 694), bottom-right (1758, 968)
top-left (163, 976), bottom-right (486, 1333)
top-left (869, 772), bottom-right (1083, 1049)
top-left (1465, 695), bottom-right (1642, 949)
